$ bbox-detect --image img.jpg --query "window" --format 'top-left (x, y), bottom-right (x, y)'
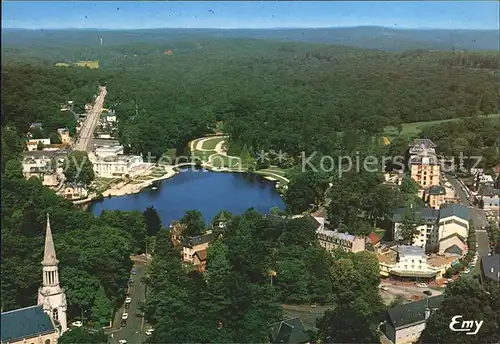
top-left (45, 340), bottom-right (51, 344)
top-left (53, 308), bottom-right (58, 321)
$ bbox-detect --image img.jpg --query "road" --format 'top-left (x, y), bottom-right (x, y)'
top-left (74, 86), bottom-right (107, 151)
top-left (109, 262), bottom-right (147, 344)
top-left (446, 174), bottom-right (490, 257)
top-left (379, 282), bottom-right (443, 304)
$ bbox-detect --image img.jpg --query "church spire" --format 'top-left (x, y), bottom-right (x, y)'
top-left (42, 213), bottom-right (58, 266)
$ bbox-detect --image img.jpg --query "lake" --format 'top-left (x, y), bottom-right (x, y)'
top-left (89, 169), bottom-right (285, 226)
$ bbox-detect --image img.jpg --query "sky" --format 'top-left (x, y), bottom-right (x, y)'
top-left (2, 1), bottom-right (499, 30)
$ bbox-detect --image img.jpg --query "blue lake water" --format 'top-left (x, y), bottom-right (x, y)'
top-left (89, 169), bottom-right (285, 226)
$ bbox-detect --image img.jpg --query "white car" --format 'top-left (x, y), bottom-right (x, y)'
top-left (121, 313), bottom-right (129, 320)
top-left (416, 283), bottom-right (428, 288)
top-left (71, 320), bottom-right (83, 327)
top-left (145, 329), bottom-right (155, 336)
top-left (119, 340), bottom-right (127, 344)
top-left (379, 286), bottom-right (388, 291)
top-left (125, 297), bottom-right (132, 304)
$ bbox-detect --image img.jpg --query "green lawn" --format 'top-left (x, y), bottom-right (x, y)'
top-left (201, 137), bottom-right (225, 150)
top-left (210, 154), bottom-right (241, 168)
top-left (383, 113), bottom-right (500, 140)
top-left (191, 149), bottom-right (214, 161)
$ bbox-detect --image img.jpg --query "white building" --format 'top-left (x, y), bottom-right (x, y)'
top-left (57, 128), bottom-right (71, 144)
top-left (26, 138), bottom-right (51, 151)
top-left (94, 145), bottom-right (124, 158)
top-left (91, 155), bottom-right (143, 178)
top-left (385, 295), bottom-right (444, 344)
top-left (392, 204), bottom-right (469, 254)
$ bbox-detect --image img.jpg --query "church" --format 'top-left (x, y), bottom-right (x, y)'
top-left (1, 215), bottom-right (68, 344)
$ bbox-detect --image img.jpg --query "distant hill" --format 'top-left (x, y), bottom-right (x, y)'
top-left (2, 26), bottom-right (499, 52)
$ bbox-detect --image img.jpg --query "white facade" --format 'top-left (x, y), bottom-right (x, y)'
top-left (436, 215), bottom-right (468, 242)
top-left (92, 155), bottom-right (143, 177)
top-left (38, 214), bottom-right (68, 335)
top-left (391, 246), bottom-right (436, 276)
top-left (26, 138), bottom-right (51, 151)
top-left (94, 145), bottom-right (124, 158)
top-left (106, 115), bottom-right (117, 122)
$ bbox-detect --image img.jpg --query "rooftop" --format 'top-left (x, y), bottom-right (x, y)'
top-left (426, 185), bottom-right (446, 196)
top-left (269, 317), bottom-right (310, 344)
top-left (409, 155), bottom-right (439, 165)
top-left (183, 232), bottom-right (214, 248)
top-left (438, 203), bottom-right (469, 221)
top-left (397, 245), bottom-right (427, 259)
top-left (1, 305), bottom-right (57, 342)
top-left (409, 139), bottom-right (436, 149)
top-left (386, 295), bottom-right (444, 329)
top-left (481, 254), bottom-right (500, 282)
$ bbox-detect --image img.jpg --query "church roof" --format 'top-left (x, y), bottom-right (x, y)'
top-left (42, 214), bottom-right (58, 266)
top-left (1, 305), bottom-right (57, 342)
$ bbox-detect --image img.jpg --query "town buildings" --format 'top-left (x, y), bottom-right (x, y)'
top-left (181, 232), bottom-right (214, 267)
top-left (423, 185), bottom-right (446, 209)
top-left (385, 295), bottom-right (444, 344)
top-left (317, 229), bottom-right (366, 253)
top-left (392, 203), bottom-right (469, 254)
top-left (57, 128), bottom-right (71, 144)
top-left (26, 138), bottom-right (51, 151)
top-left (1, 215), bottom-right (68, 344)
top-left (408, 139), bottom-right (440, 190)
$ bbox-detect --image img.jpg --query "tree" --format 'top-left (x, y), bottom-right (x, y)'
top-left (316, 298), bottom-right (380, 343)
top-left (143, 206), bottom-right (162, 236)
top-left (180, 210), bottom-right (205, 237)
top-left (419, 278), bottom-right (500, 344)
top-left (63, 151), bottom-right (95, 185)
top-left (61, 267), bottom-right (99, 321)
top-left (58, 328), bottom-right (108, 344)
top-left (284, 170), bottom-right (330, 214)
top-left (36, 140), bottom-right (44, 150)
top-left (478, 198), bottom-right (485, 209)
top-left (91, 284), bottom-right (112, 327)
top-left (397, 210), bottom-right (422, 245)
top-left (3, 159), bottom-right (23, 180)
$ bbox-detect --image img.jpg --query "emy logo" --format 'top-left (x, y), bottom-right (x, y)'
top-left (449, 315), bottom-right (483, 335)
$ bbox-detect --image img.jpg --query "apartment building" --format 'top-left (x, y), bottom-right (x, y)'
top-left (385, 295), bottom-right (444, 344)
top-left (392, 204), bottom-right (469, 254)
top-left (409, 139), bottom-right (440, 189)
top-left (423, 185), bottom-right (446, 209)
top-left (317, 229), bottom-right (366, 253)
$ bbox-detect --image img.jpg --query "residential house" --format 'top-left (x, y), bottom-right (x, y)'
top-left (192, 250), bottom-right (207, 272)
top-left (63, 183), bottom-right (88, 200)
top-left (479, 186), bottom-right (499, 210)
top-left (0, 305), bottom-right (60, 344)
top-left (181, 232), bottom-right (215, 264)
top-left (367, 232), bottom-right (382, 248)
top-left (269, 317), bottom-right (310, 344)
top-left (392, 204), bottom-right (469, 253)
top-left (385, 295), bottom-right (444, 344)
top-left (26, 138), bottom-right (51, 151)
top-left (22, 156), bottom-right (53, 180)
top-left (479, 254), bottom-right (500, 287)
top-left (408, 139), bottom-right (440, 189)
top-left (30, 122), bottom-right (43, 130)
top-left (57, 128), bottom-right (71, 144)
top-left (43, 172), bottom-right (60, 187)
top-left (424, 185), bottom-right (446, 209)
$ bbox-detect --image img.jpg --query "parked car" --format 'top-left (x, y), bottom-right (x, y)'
top-left (416, 283), bottom-right (428, 288)
top-left (121, 319), bottom-right (127, 327)
top-left (71, 320), bottom-right (83, 328)
top-left (122, 313), bottom-right (129, 320)
top-left (125, 297), bottom-right (132, 304)
top-left (131, 268), bottom-right (137, 275)
top-left (119, 340), bottom-right (127, 344)
top-left (423, 290), bottom-right (432, 296)
top-left (145, 329), bottom-right (155, 336)
top-left (379, 286), bottom-right (388, 291)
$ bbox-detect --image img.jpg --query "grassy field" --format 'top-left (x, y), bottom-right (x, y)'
top-left (93, 177), bottom-right (120, 192)
top-left (383, 113), bottom-right (500, 140)
top-left (210, 154), bottom-right (241, 168)
top-left (75, 60), bottom-right (99, 69)
top-left (55, 60), bottom-right (100, 69)
top-left (191, 149), bottom-right (214, 161)
top-left (201, 137), bottom-right (225, 150)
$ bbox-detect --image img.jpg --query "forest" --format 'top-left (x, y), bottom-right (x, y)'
top-left (2, 35), bottom-right (499, 342)
top-left (143, 210), bottom-right (385, 343)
